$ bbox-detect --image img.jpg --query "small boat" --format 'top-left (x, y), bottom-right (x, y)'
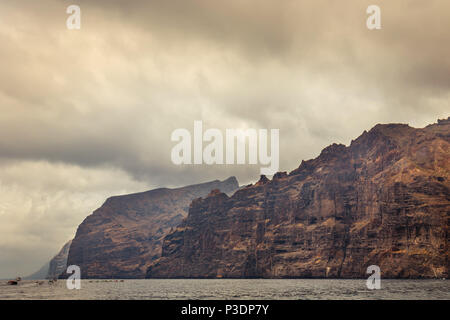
top-left (7, 280), bottom-right (18, 285)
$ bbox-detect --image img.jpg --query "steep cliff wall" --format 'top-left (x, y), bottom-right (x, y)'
top-left (26, 240), bottom-right (72, 280)
top-left (47, 240), bottom-right (72, 279)
top-left (67, 177), bottom-right (239, 278)
top-left (147, 119), bottom-right (449, 279)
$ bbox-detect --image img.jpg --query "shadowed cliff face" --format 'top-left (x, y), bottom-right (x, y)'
top-left (147, 118), bottom-right (450, 279)
top-left (66, 177), bottom-right (239, 278)
top-left (47, 240), bottom-right (72, 279)
top-left (25, 240), bottom-right (72, 280)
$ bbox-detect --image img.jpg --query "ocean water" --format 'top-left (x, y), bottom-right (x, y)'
top-left (0, 279), bottom-right (448, 300)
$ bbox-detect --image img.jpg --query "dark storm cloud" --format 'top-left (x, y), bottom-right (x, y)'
top-left (0, 0), bottom-right (449, 182)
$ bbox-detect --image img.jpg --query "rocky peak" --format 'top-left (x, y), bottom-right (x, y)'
top-left (255, 175), bottom-right (270, 186)
top-left (437, 117), bottom-right (450, 125)
top-left (273, 171), bottom-right (288, 180)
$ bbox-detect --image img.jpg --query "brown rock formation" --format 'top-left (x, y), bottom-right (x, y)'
top-left (67, 177), bottom-right (239, 278)
top-left (25, 240), bottom-right (72, 280)
top-left (147, 118), bottom-right (450, 279)
top-left (47, 240), bottom-right (72, 279)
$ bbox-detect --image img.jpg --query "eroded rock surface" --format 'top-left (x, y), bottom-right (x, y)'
top-left (147, 119), bottom-right (449, 279)
top-left (67, 177), bottom-right (239, 278)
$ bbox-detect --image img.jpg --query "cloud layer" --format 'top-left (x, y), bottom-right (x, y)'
top-left (0, 0), bottom-right (449, 278)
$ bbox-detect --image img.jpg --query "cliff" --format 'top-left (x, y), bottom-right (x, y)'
top-left (147, 118), bottom-right (449, 279)
top-left (25, 262), bottom-right (49, 280)
top-left (48, 240), bottom-right (72, 279)
top-left (25, 240), bottom-right (72, 280)
top-left (66, 177), bottom-right (239, 278)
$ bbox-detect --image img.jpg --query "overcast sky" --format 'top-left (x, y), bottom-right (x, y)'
top-left (0, 0), bottom-right (449, 278)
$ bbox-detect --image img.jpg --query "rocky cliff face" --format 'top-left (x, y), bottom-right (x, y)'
top-left (67, 177), bottom-right (239, 278)
top-left (147, 118), bottom-right (450, 279)
top-left (48, 240), bottom-right (72, 279)
top-left (26, 240), bottom-right (72, 280)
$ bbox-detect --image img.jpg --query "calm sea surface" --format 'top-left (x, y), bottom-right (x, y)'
top-left (0, 279), bottom-right (448, 300)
